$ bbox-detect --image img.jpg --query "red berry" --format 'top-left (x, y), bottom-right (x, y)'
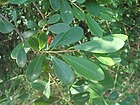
top-left (47, 36), bottom-right (53, 44)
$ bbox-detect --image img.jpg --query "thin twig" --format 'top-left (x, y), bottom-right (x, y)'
top-left (106, 21), bottom-right (112, 34)
top-left (49, 74), bottom-right (72, 105)
top-left (43, 50), bottom-right (79, 54)
top-left (0, 13), bottom-right (25, 42)
top-left (33, 3), bottom-right (45, 19)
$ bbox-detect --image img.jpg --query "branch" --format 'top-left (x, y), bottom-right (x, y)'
top-left (49, 74), bottom-right (72, 105)
top-left (33, 3), bottom-right (45, 19)
top-left (0, 13), bottom-right (25, 42)
top-left (43, 50), bottom-right (79, 54)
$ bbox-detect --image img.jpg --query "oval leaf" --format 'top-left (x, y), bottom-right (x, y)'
top-left (11, 43), bottom-right (22, 59)
top-left (43, 80), bottom-right (50, 99)
top-left (72, 5), bottom-right (85, 20)
top-left (74, 36), bottom-right (125, 53)
top-left (48, 23), bottom-right (70, 34)
top-left (0, 19), bottom-right (14, 33)
top-left (95, 54), bottom-right (115, 66)
top-left (8, 0), bottom-right (27, 4)
top-left (60, 0), bottom-right (73, 24)
top-left (16, 47), bottom-right (27, 67)
top-left (38, 32), bottom-right (47, 49)
top-left (86, 15), bottom-right (103, 37)
top-left (49, 0), bottom-right (61, 10)
top-left (52, 56), bottom-right (75, 85)
top-left (26, 55), bottom-right (44, 82)
top-left (62, 55), bottom-right (104, 81)
top-left (47, 14), bottom-right (60, 24)
top-left (22, 30), bottom-right (39, 38)
top-left (50, 26), bottom-right (84, 47)
top-left (28, 36), bottom-right (39, 51)
top-left (85, 0), bottom-right (100, 16)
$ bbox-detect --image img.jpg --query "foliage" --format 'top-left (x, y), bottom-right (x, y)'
top-left (1, 0), bottom-right (139, 105)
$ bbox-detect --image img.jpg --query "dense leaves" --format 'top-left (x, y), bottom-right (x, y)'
top-left (0, 0), bottom-right (133, 104)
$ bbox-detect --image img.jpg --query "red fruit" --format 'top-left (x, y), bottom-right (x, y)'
top-left (47, 36), bottom-right (53, 44)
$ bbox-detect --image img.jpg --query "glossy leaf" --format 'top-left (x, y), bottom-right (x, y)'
top-left (43, 79), bottom-right (50, 99)
top-left (62, 55), bottom-right (104, 81)
top-left (60, 0), bottom-right (73, 24)
top-left (27, 20), bottom-right (38, 29)
top-left (22, 30), bottom-right (39, 38)
top-left (49, 0), bottom-right (61, 10)
top-left (28, 36), bottom-right (39, 51)
top-left (11, 43), bottom-right (22, 59)
top-left (72, 5), bottom-right (85, 20)
top-left (31, 80), bottom-right (47, 91)
top-left (48, 23), bottom-right (70, 34)
top-left (38, 19), bottom-right (47, 27)
top-left (11, 43), bottom-right (27, 67)
top-left (85, 0), bottom-right (100, 16)
top-left (76, 0), bottom-right (85, 4)
top-left (7, 0), bottom-right (27, 4)
top-left (38, 32), bottom-right (47, 49)
top-left (16, 47), bottom-right (27, 67)
top-left (86, 15), bottom-right (103, 37)
top-left (111, 34), bottom-right (128, 41)
top-left (50, 26), bottom-right (84, 47)
top-left (0, 18), bottom-right (14, 33)
top-left (74, 36), bottom-right (125, 53)
top-left (47, 14), bottom-right (60, 24)
top-left (95, 54), bottom-right (115, 66)
top-left (52, 56), bottom-right (75, 85)
top-left (89, 68), bottom-right (114, 94)
top-left (99, 0), bottom-right (112, 4)
top-left (26, 55), bottom-right (44, 82)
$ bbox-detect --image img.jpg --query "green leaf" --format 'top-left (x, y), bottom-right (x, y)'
top-left (38, 19), bottom-right (47, 27)
top-left (27, 20), bottom-right (38, 29)
top-left (71, 92), bottom-right (90, 105)
top-left (52, 56), bottom-right (75, 85)
top-left (72, 5), bottom-right (85, 20)
top-left (62, 55), bottom-right (104, 81)
top-left (48, 23), bottom-right (70, 34)
top-left (88, 89), bottom-right (105, 105)
top-left (99, 0), bottom-right (112, 4)
top-left (89, 68), bottom-right (114, 94)
top-left (28, 36), bottom-right (39, 51)
top-left (10, 9), bottom-right (17, 22)
top-left (60, 0), bottom-right (73, 24)
top-left (11, 43), bottom-right (27, 67)
top-left (50, 26), bottom-right (84, 47)
top-left (95, 54), bottom-right (115, 66)
top-left (38, 32), bottom-right (47, 49)
top-left (86, 15), bottom-right (103, 37)
top-left (47, 14), bottom-right (60, 24)
top-left (99, 12), bottom-right (115, 22)
top-left (111, 34), bottom-right (128, 41)
top-left (7, 0), bottom-right (27, 4)
top-left (43, 79), bottom-right (50, 99)
top-left (22, 30), bottom-right (39, 38)
top-left (31, 80), bottom-right (47, 91)
top-left (0, 18), bottom-right (14, 33)
top-left (26, 55), bottom-right (44, 82)
top-left (74, 36), bottom-right (125, 53)
top-left (85, 0), bottom-right (100, 16)
top-left (11, 43), bottom-right (22, 59)
top-left (76, 0), bottom-right (85, 4)
top-left (49, 0), bottom-right (61, 10)
top-left (16, 47), bottom-right (27, 67)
